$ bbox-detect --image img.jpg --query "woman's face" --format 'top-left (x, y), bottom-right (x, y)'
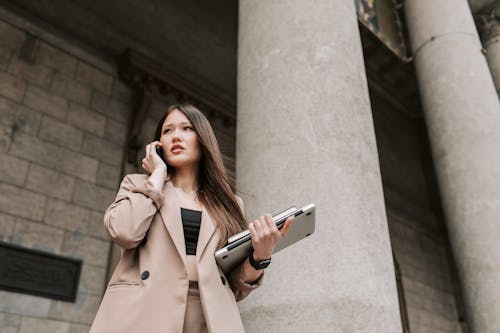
top-left (160, 110), bottom-right (201, 169)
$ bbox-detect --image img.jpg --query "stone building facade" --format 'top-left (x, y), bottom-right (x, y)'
top-left (0, 1), bottom-right (499, 332)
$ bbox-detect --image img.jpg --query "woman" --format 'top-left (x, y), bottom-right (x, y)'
top-left (90, 104), bottom-right (293, 333)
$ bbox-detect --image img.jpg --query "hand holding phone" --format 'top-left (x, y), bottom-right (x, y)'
top-left (141, 142), bottom-right (167, 174)
top-left (155, 146), bottom-right (165, 162)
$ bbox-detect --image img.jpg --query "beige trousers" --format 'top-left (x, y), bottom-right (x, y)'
top-left (183, 282), bottom-right (208, 333)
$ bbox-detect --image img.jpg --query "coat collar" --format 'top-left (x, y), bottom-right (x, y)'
top-left (158, 181), bottom-right (217, 268)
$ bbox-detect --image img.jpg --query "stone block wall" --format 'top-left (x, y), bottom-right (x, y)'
top-left (0, 12), bottom-right (132, 332)
top-left (387, 201), bottom-right (463, 333)
top-left (371, 92), bottom-right (465, 333)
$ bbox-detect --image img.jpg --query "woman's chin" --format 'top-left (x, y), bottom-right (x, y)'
top-left (166, 158), bottom-right (198, 169)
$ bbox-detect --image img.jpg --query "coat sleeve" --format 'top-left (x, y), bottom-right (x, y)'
top-left (227, 195), bottom-right (264, 302)
top-left (104, 174), bottom-right (165, 250)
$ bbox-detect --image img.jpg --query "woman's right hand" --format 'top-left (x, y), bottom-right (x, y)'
top-left (142, 141), bottom-right (167, 174)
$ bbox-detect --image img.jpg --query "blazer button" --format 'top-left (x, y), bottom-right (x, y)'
top-left (140, 271), bottom-right (150, 280)
top-left (220, 276), bottom-right (226, 285)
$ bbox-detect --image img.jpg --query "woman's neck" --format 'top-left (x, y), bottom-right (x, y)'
top-left (171, 165), bottom-right (199, 194)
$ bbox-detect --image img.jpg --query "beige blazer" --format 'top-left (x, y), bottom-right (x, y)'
top-left (90, 174), bottom-right (260, 333)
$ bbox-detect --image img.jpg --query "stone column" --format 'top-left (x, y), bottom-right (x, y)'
top-left (405, 0), bottom-right (500, 332)
top-left (477, 4), bottom-right (500, 96)
top-left (236, 1), bottom-right (402, 332)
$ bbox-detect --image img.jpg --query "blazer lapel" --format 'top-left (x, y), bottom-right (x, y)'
top-left (159, 181), bottom-right (187, 268)
top-left (197, 205), bottom-right (217, 260)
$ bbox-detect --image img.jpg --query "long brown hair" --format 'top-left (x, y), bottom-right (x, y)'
top-left (154, 104), bottom-right (247, 248)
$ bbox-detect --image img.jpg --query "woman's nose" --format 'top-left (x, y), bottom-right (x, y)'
top-left (172, 128), bottom-right (181, 140)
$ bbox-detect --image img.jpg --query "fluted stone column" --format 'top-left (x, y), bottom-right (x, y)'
top-left (236, 1), bottom-right (402, 332)
top-left (477, 4), bottom-right (500, 96)
top-left (405, 0), bottom-right (500, 332)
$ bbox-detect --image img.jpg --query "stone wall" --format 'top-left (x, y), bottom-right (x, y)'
top-left (0, 10), bottom-right (132, 332)
top-left (371, 92), bottom-right (466, 333)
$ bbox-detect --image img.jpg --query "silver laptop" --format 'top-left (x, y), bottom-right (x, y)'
top-left (215, 203), bottom-right (316, 274)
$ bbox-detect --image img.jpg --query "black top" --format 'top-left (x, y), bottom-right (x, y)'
top-left (180, 208), bottom-right (202, 255)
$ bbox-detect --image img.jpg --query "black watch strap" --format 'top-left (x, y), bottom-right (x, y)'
top-left (248, 252), bottom-right (271, 270)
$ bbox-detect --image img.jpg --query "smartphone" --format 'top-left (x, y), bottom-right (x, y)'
top-left (155, 146), bottom-right (165, 162)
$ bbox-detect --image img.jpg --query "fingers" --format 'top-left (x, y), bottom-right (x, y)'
top-left (145, 141), bottom-right (161, 158)
top-left (250, 212), bottom-right (294, 261)
top-left (152, 141), bottom-right (161, 156)
top-left (143, 141), bottom-right (163, 170)
top-left (248, 221), bottom-right (256, 237)
top-left (264, 213), bottom-right (278, 231)
top-left (252, 214), bottom-right (280, 240)
top-left (280, 216), bottom-right (294, 237)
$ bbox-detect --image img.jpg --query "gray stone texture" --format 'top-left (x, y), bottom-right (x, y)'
top-left (82, 132), bottom-right (123, 167)
top-left (75, 61), bottom-right (113, 95)
top-left (43, 197), bottom-right (90, 232)
top-left (0, 291), bottom-right (51, 317)
top-left (72, 179), bottom-right (115, 212)
top-left (26, 164), bottom-right (75, 200)
top-left (49, 292), bottom-right (101, 325)
top-left (12, 217), bottom-right (65, 253)
top-left (0, 153), bottom-right (29, 186)
top-left (405, 0), bottom-right (500, 331)
top-left (51, 73), bottom-right (93, 106)
top-left (62, 230), bottom-right (110, 267)
top-left (70, 323), bottom-right (92, 333)
top-left (0, 70), bottom-right (27, 102)
top-left (0, 96), bottom-right (42, 134)
top-left (24, 85), bottom-right (68, 121)
top-left (0, 47), bottom-right (13, 71)
top-left (0, 123), bottom-right (12, 152)
top-left (111, 79), bottom-right (132, 103)
top-left (38, 116), bottom-right (84, 151)
top-left (18, 317), bottom-right (70, 333)
top-left (58, 147), bottom-right (99, 182)
top-left (371, 91), bottom-right (465, 331)
top-left (237, 1), bottom-right (402, 332)
top-left (37, 43), bottom-right (78, 76)
top-left (0, 19), bottom-right (25, 52)
top-left (103, 117), bottom-right (127, 145)
top-left (389, 214), bottom-right (461, 332)
top-left (96, 161), bottom-right (121, 189)
top-left (0, 313), bottom-right (21, 333)
top-left (7, 56), bottom-right (55, 89)
top-left (0, 212), bottom-right (16, 242)
top-left (9, 132), bottom-right (60, 168)
top-left (90, 90), bottom-right (130, 124)
top-left (78, 263), bottom-right (107, 296)
top-left (67, 103), bottom-right (106, 136)
top-left (0, 7), bottom-right (129, 332)
top-left (87, 210), bottom-right (108, 240)
top-left (0, 183), bottom-right (46, 221)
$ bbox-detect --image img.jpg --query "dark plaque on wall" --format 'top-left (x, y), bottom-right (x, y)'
top-left (0, 242), bottom-right (82, 302)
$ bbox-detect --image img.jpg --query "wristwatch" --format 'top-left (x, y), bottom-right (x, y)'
top-left (248, 252), bottom-right (271, 270)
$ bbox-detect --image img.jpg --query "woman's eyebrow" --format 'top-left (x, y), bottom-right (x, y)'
top-left (163, 121), bottom-right (192, 128)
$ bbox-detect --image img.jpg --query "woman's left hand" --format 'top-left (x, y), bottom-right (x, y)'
top-left (249, 214), bottom-right (294, 260)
